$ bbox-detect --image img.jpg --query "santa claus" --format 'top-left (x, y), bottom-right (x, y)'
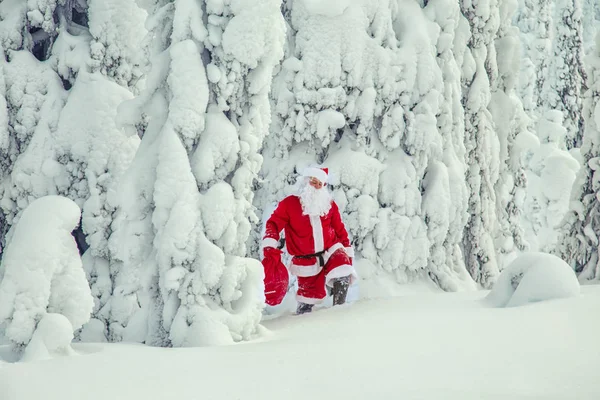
top-left (261, 166), bottom-right (358, 314)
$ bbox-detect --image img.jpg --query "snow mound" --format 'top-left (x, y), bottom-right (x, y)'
top-left (486, 252), bottom-right (580, 308)
top-left (21, 313), bottom-right (75, 362)
top-left (0, 195), bottom-right (93, 346)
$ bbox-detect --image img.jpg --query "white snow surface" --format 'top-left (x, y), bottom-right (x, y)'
top-left (1, 285), bottom-right (600, 399)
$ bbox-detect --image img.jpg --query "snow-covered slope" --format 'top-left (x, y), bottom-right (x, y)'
top-left (2, 286), bottom-right (599, 399)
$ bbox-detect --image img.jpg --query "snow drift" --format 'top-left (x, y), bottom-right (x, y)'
top-left (485, 252), bottom-right (580, 307)
top-left (2, 286), bottom-right (600, 399)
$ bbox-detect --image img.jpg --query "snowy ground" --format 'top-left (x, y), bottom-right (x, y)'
top-left (1, 286), bottom-right (599, 400)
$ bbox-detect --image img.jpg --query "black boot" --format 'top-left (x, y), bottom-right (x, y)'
top-left (332, 276), bottom-right (350, 306)
top-left (296, 302), bottom-right (314, 315)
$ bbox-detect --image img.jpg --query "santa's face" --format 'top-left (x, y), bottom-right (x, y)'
top-left (308, 176), bottom-right (324, 189)
top-left (299, 177), bottom-right (332, 216)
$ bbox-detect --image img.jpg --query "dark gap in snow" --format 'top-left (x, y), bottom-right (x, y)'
top-left (201, 48), bottom-right (212, 68)
top-left (333, 128), bottom-right (343, 143)
top-left (72, 8), bottom-right (89, 28)
top-left (200, 0), bottom-right (209, 31)
top-left (374, 116), bottom-right (383, 132)
top-left (72, 222), bottom-right (89, 256)
top-left (0, 215), bottom-right (6, 262)
top-left (252, 178), bottom-right (261, 192)
top-left (62, 79), bottom-right (73, 90)
top-left (136, 114), bottom-right (149, 139)
top-left (428, 271), bottom-right (439, 287)
top-left (31, 41), bottom-right (49, 61)
top-left (30, 28), bottom-right (53, 61)
top-left (317, 148), bottom-right (327, 164)
top-left (72, 0), bottom-right (89, 27)
top-left (286, 172), bottom-right (296, 185)
top-left (367, 27), bottom-right (376, 40)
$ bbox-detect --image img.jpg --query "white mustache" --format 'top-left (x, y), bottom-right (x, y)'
top-left (299, 182), bottom-right (333, 216)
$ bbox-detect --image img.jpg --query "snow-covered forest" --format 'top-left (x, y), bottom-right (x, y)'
top-left (0, 0), bottom-right (599, 350)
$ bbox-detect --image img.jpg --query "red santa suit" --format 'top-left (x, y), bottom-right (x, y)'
top-left (262, 171), bottom-right (357, 305)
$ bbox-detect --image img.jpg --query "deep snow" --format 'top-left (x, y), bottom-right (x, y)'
top-left (1, 285), bottom-right (599, 400)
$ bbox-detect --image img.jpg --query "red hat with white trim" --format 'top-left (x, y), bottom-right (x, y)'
top-left (302, 166), bottom-right (328, 184)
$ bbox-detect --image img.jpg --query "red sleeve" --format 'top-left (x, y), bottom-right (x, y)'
top-left (263, 198), bottom-right (289, 248)
top-left (331, 201), bottom-right (351, 248)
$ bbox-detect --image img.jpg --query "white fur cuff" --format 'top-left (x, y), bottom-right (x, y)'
top-left (296, 294), bottom-right (326, 305)
top-left (345, 247), bottom-right (354, 258)
top-left (262, 237), bottom-right (279, 249)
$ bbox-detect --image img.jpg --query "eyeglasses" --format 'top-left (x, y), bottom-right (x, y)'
top-left (309, 177), bottom-right (324, 189)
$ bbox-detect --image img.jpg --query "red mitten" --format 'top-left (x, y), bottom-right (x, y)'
top-left (262, 247), bottom-right (289, 306)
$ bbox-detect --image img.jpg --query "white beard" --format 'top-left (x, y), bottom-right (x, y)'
top-left (298, 180), bottom-right (333, 216)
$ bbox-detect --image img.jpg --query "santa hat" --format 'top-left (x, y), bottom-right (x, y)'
top-left (302, 166), bottom-right (328, 184)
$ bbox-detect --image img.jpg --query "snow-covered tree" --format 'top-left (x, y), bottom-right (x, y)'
top-left (87, 0), bottom-right (146, 90)
top-left (581, 0), bottom-right (599, 53)
top-left (514, 0), bottom-right (552, 115)
top-left (541, 0), bottom-right (587, 149)
top-left (421, 0), bottom-right (475, 290)
top-left (198, 0), bottom-right (286, 257)
top-left (557, 33), bottom-right (600, 281)
top-left (56, 70), bottom-right (141, 341)
top-left (0, 48), bottom-right (10, 258)
top-left (106, 0), bottom-right (284, 346)
top-left (0, 196), bottom-right (93, 348)
top-left (458, 0), bottom-right (531, 286)
top-left (0, 2), bottom-right (145, 342)
top-left (0, 0), bottom-right (66, 255)
top-left (490, 0), bottom-right (530, 267)
top-left (62, 0), bottom-right (148, 342)
top-left (459, 0), bottom-right (503, 288)
top-left (256, 0), bottom-right (476, 295)
top-left (522, 111), bottom-right (579, 252)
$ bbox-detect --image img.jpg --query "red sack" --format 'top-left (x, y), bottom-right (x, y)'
top-left (262, 247), bottom-right (289, 306)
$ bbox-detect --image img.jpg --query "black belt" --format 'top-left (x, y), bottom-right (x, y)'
top-left (295, 250), bottom-right (326, 267)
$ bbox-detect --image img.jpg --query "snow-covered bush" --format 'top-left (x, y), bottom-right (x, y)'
top-left (485, 252), bottom-right (580, 307)
top-left (0, 196), bottom-right (93, 348)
